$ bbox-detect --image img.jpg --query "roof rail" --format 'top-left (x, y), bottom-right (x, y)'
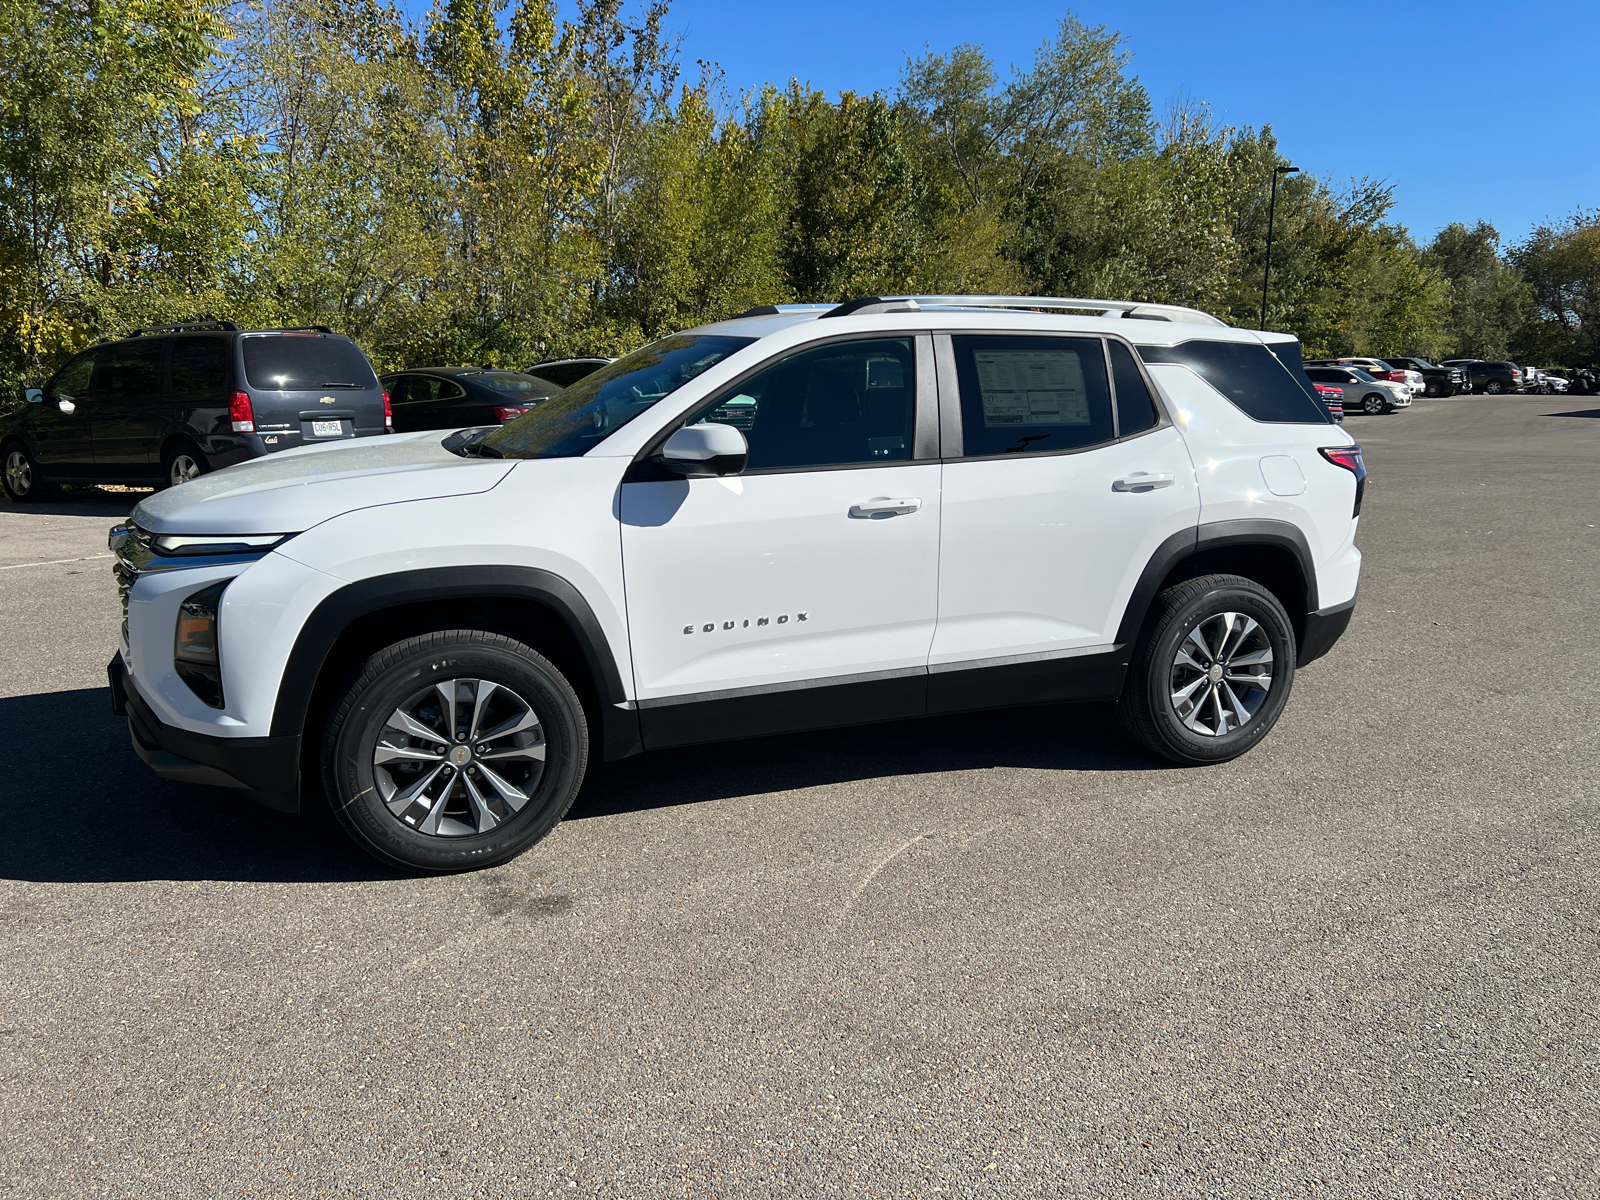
top-left (261, 325), bottom-right (334, 335)
top-left (823, 295), bottom-right (1229, 328)
top-left (729, 303), bottom-right (835, 319)
top-left (127, 318), bottom-right (241, 337)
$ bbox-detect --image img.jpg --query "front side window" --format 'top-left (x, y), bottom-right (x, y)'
top-left (48, 350), bottom-right (98, 400)
top-left (952, 335), bottom-right (1114, 457)
top-left (483, 334), bottom-right (753, 460)
top-left (170, 337), bottom-right (229, 392)
top-left (242, 335), bottom-right (378, 391)
top-left (686, 338), bottom-right (915, 471)
top-left (1140, 340), bottom-right (1330, 424)
top-left (1109, 340), bottom-right (1159, 436)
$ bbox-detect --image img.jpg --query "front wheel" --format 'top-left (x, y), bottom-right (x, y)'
top-left (1362, 393), bottom-right (1387, 415)
top-left (1118, 574), bottom-right (1297, 766)
top-left (2, 443), bottom-right (55, 503)
top-left (322, 630), bottom-right (589, 872)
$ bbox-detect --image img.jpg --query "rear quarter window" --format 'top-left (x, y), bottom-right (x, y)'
top-left (1139, 340), bottom-right (1330, 424)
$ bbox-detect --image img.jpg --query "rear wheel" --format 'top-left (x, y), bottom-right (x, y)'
top-left (161, 442), bottom-right (207, 489)
top-left (1485, 379), bottom-right (1505, 395)
top-left (1119, 574), bottom-right (1296, 766)
top-left (2, 442), bottom-right (54, 503)
top-left (322, 630), bottom-right (589, 872)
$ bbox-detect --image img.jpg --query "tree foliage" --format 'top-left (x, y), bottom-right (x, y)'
top-left (1, 0), bottom-right (1590, 399)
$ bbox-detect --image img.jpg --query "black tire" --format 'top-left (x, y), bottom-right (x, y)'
top-left (1361, 393), bottom-right (1387, 415)
top-left (1424, 381), bottom-right (1441, 397)
top-left (1118, 574), bottom-right (1297, 766)
top-left (1484, 379), bottom-right (1505, 395)
top-left (2, 441), bottom-right (55, 503)
top-left (160, 441), bottom-right (208, 489)
top-left (321, 630), bottom-right (589, 872)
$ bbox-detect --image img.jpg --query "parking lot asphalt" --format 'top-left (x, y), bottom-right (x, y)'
top-left (2, 396), bottom-right (1598, 1198)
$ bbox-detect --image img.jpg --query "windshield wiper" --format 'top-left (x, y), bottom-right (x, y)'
top-left (319, 381), bottom-right (364, 388)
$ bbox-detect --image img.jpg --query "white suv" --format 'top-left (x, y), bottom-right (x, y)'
top-left (108, 296), bottom-right (1365, 872)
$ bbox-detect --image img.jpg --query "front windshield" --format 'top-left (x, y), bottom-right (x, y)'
top-left (481, 334), bottom-right (754, 459)
top-left (1350, 369), bottom-right (1378, 382)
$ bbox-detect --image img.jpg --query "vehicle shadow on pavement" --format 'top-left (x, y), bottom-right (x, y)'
top-left (0, 687), bottom-right (402, 885)
top-left (0, 687), bottom-right (1166, 883)
top-left (1544, 408), bottom-right (1600, 419)
top-left (571, 701), bottom-right (1168, 823)
top-left (1, 490), bottom-right (145, 518)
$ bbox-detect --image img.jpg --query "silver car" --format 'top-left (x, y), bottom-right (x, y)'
top-left (1304, 365), bottom-right (1411, 414)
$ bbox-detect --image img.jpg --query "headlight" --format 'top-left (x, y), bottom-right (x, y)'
top-left (175, 580), bottom-right (229, 708)
top-left (154, 533), bottom-right (291, 557)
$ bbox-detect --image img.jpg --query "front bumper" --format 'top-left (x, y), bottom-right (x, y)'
top-left (110, 654), bottom-right (301, 813)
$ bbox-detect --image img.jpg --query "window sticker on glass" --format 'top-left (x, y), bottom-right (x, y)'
top-left (974, 351), bottom-right (1090, 427)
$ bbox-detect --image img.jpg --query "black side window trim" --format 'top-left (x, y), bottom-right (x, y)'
top-left (624, 331), bottom-right (939, 481)
top-left (931, 330), bottom-right (1173, 464)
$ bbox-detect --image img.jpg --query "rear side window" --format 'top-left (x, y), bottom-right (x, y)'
top-left (1140, 340), bottom-right (1330, 424)
top-left (170, 337), bottom-right (229, 391)
top-left (952, 335), bottom-right (1114, 457)
top-left (242, 336), bottom-right (377, 391)
top-left (95, 340), bottom-right (163, 398)
top-left (1109, 340), bottom-right (1159, 436)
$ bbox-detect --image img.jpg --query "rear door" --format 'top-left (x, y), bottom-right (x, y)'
top-left (929, 333), bottom-right (1199, 710)
top-left (241, 333), bottom-right (384, 442)
top-left (90, 338), bottom-right (164, 477)
top-left (34, 348), bottom-right (99, 477)
top-left (619, 334), bottom-right (941, 746)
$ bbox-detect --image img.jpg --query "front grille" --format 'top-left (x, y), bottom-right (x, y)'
top-left (114, 522), bottom-right (156, 638)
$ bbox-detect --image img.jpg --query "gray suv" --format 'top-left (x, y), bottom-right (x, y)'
top-left (2, 321), bottom-right (388, 501)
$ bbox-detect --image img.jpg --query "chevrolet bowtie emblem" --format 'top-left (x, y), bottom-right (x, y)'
top-left (319, 396), bottom-right (337, 405)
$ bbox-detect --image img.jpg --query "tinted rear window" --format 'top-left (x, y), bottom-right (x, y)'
top-left (463, 371), bottom-right (558, 397)
top-left (1140, 340), bottom-right (1330, 424)
top-left (242, 336), bottom-right (377, 391)
top-left (170, 337), bottom-right (230, 391)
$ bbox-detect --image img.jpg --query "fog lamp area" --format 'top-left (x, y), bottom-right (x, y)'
top-left (174, 580), bottom-right (229, 708)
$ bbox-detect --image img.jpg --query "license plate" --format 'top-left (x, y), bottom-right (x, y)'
top-left (311, 420), bottom-right (343, 437)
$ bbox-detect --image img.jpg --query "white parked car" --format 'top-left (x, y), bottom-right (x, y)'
top-left (109, 295), bottom-right (1366, 872)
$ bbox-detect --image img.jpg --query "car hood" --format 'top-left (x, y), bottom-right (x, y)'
top-left (132, 431), bottom-right (515, 536)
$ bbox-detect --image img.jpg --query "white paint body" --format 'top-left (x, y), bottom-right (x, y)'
top-left (122, 308), bottom-right (1362, 739)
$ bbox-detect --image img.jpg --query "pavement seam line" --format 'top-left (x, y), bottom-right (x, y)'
top-left (0, 553), bottom-right (113, 571)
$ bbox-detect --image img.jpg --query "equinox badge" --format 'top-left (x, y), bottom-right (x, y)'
top-left (684, 613), bottom-right (807, 634)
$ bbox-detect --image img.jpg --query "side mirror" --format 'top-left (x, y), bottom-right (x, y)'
top-left (658, 423), bottom-right (748, 476)
top-left (58, 397), bottom-right (76, 415)
top-left (24, 388), bottom-right (42, 405)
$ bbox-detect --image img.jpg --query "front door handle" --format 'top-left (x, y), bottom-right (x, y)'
top-left (849, 497), bottom-right (921, 518)
top-left (1112, 472), bottom-right (1174, 492)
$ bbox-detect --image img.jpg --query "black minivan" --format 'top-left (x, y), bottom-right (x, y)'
top-left (1, 320), bottom-right (388, 502)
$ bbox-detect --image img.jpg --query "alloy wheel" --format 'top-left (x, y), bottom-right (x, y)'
top-left (4, 450), bottom-right (31, 497)
top-left (372, 677), bottom-right (546, 837)
top-left (1169, 612), bottom-right (1274, 737)
top-left (169, 453), bottom-right (202, 486)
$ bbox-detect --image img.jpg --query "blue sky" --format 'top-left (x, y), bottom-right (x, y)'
top-left (641, 0), bottom-right (1597, 247)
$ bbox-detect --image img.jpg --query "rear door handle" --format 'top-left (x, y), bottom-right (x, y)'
top-left (1112, 472), bottom-right (1174, 492)
top-left (849, 497), bottom-right (921, 518)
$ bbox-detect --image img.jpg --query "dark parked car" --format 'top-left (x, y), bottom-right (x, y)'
top-left (379, 367), bottom-right (559, 433)
top-left (1440, 359), bottom-right (1521, 395)
top-left (2, 321), bottom-right (387, 502)
top-left (1381, 356), bottom-right (1463, 397)
top-left (523, 357), bottom-right (613, 389)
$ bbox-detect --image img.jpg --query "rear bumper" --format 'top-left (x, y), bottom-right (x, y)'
top-left (1297, 594), bottom-right (1356, 668)
top-left (110, 655), bottom-right (301, 813)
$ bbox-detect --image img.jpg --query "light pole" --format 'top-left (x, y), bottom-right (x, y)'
top-left (1260, 165), bottom-right (1300, 331)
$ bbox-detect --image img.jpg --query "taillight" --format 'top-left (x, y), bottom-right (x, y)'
top-left (383, 389), bottom-right (393, 429)
top-left (492, 406), bottom-right (529, 422)
top-left (229, 390), bottom-right (255, 433)
top-left (1320, 444), bottom-right (1367, 517)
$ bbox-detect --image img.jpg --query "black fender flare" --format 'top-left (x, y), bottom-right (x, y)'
top-left (1114, 519), bottom-right (1318, 647)
top-left (269, 565), bottom-right (641, 759)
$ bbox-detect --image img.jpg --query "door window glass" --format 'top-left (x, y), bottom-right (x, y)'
top-left (170, 337), bottom-right (229, 391)
top-left (689, 338), bottom-right (915, 471)
top-left (48, 350), bottom-right (98, 399)
top-left (951, 335), bottom-right (1113, 457)
top-left (1109, 340), bottom-right (1159, 436)
top-left (388, 376), bottom-right (440, 406)
top-left (96, 340), bottom-right (163, 398)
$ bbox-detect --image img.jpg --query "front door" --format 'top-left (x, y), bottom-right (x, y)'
top-left (91, 338), bottom-right (164, 477)
top-left (620, 335), bottom-right (940, 747)
top-left (929, 333), bottom-right (1200, 711)
top-left (34, 347), bottom-right (99, 478)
